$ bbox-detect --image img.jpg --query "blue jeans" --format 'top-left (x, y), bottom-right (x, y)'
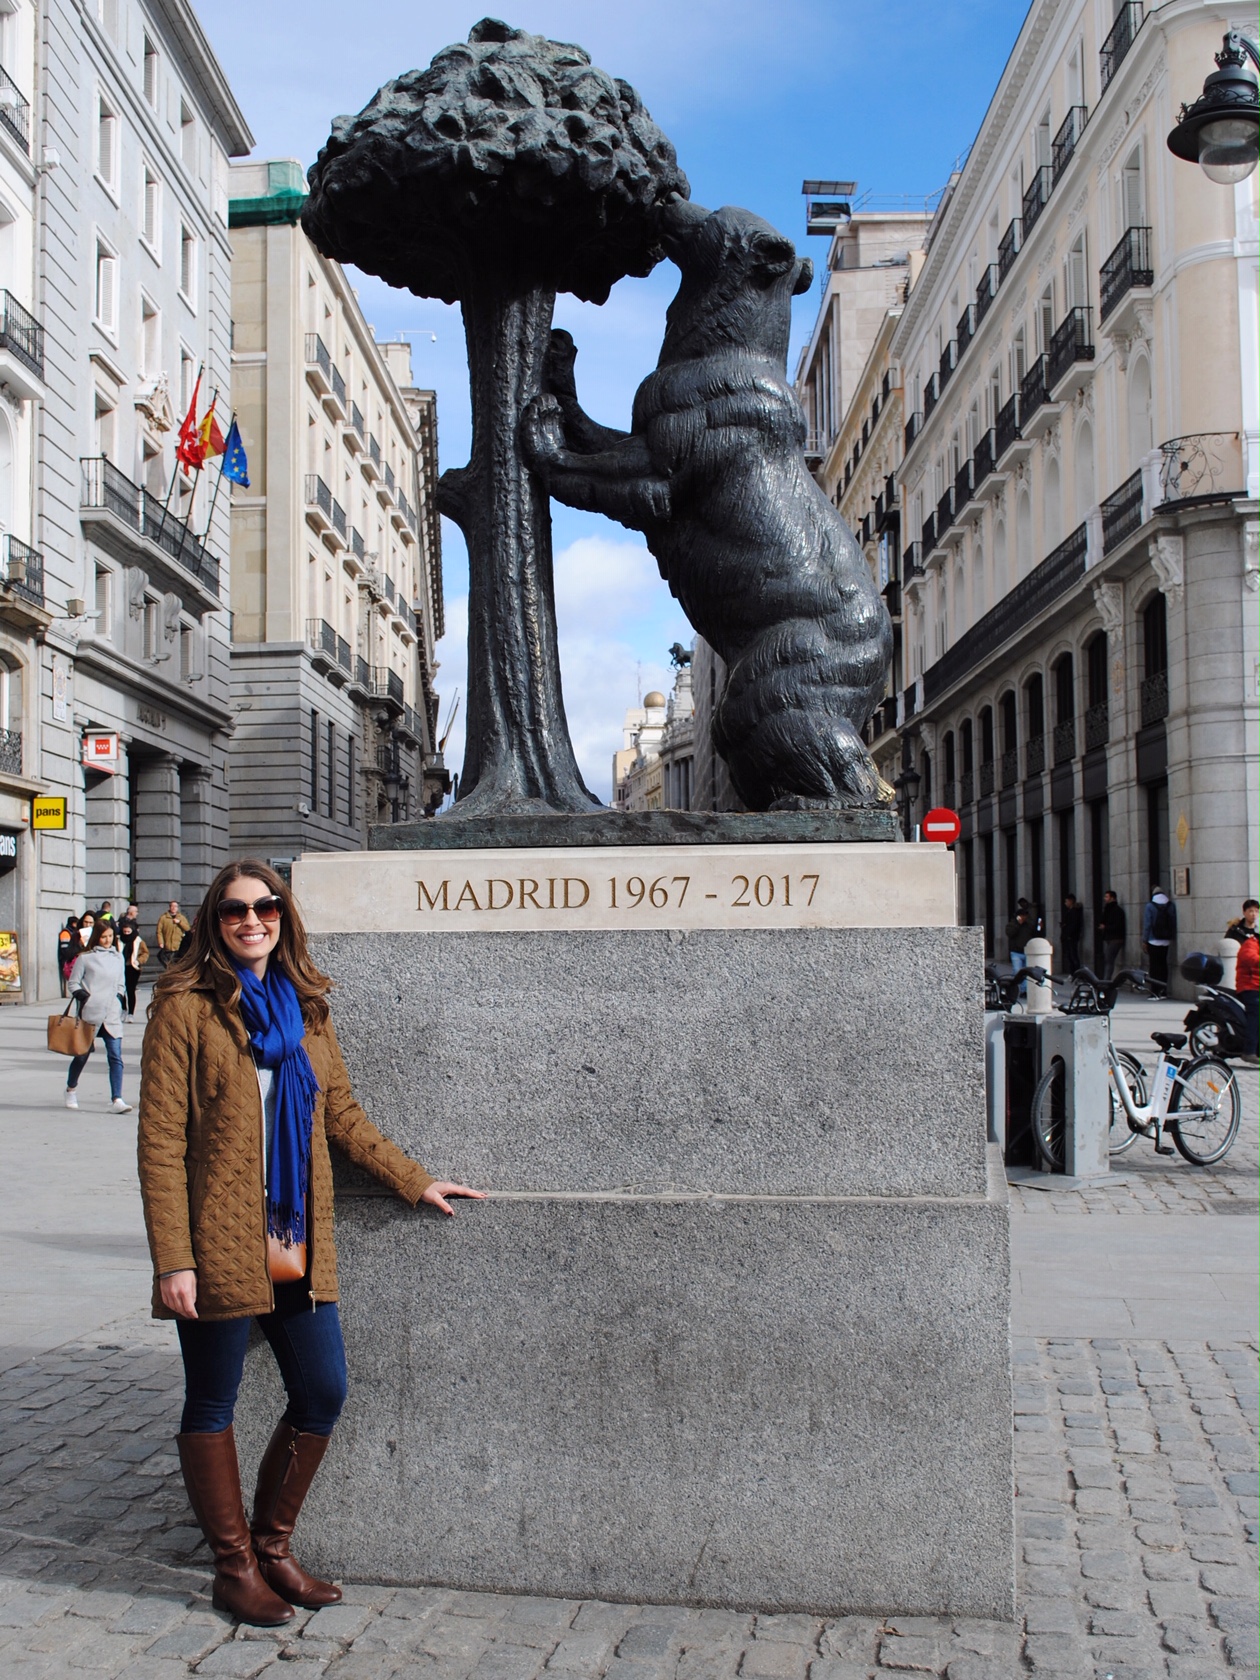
top-left (67, 1029), bottom-right (123, 1101)
top-left (176, 1283), bottom-right (348, 1436)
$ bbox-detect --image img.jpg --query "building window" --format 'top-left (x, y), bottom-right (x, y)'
top-left (346, 734), bottom-right (356, 826)
top-left (326, 720), bottom-right (336, 819)
top-left (180, 101), bottom-right (196, 171)
top-left (96, 94), bottom-right (118, 191)
top-left (1066, 233), bottom-right (1088, 311)
top-left (93, 389), bottom-right (116, 458)
top-left (98, 0), bottom-right (119, 37)
top-left (179, 225), bottom-right (198, 307)
top-left (94, 237), bottom-right (118, 333)
top-left (143, 36), bottom-right (159, 106)
top-left (140, 296), bottom-right (160, 378)
top-left (94, 565), bottom-right (112, 638)
top-left (142, 165), bottom-right (161, 251)
top-left (309, 710), bottom-right (319, 808)
top-left (143, 595), bottom-right (160, 661)
top-left (179, 346), bottom-right (196, 411)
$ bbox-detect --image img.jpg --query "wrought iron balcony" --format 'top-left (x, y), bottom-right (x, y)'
top-left (924, 372), bottom-right (941, 421)
top-left (956, 304), bottom-right (976, 359)
top-left (1157, 432), bottom-right (1243, 505)
top-left (331, 497), bottom-right (347, 540)
top-left (1052, 106), bottom-right (1088, 183)
top-left (1025, 733), bottom-right (1045, 777)
top-left (1053, 718), bottom-right (1076, 765)
top-left (349, 401), bottom-right (364, 440)
top-left (938, 339), bottom-right (957, 391)
top-left (921, 511), bottom-right (938, 554)
top-left (0, 291), bottom-right (43, 378)
top-left (954, 458), bottom-right (974, 513)
top-left (384, 462), bottom-right (396, 496)
top-left (80, 456), bottom-right (219, 595)
top-left (904, 410), bottom-right (923, 450)
top-left (304, 332), bottom-right (332, 391)
top-left (1084, 701), bottom-right (1110, 751)
top-left (1020, 355), bottom-right (1049, 427)
top-left (329, 364), bottom-right (347, 410)
top-left (975, 264), bottom-right (999, 324)
top-left (1021, 165), bottom-right (1052, 237)
top-left (936, 485), bottom-right (954, 537)
top-left (996, 392), bottom-right (1022, 459)
top-left (350, 526), bottom-right (365, 561)
top-left (959, 769), bottom-right (975, 805)
top-left (82, 454), bottom-right (141, 525)
top-left (2, 535), bottom-right (44, 608)
top-left (998, 218), bottom-right (1021, 282)
top-left (1048, 306), bottom-right (1094, 390)
top-left (903, 541), bottom-right (925, 578)
top-left (304, 472), bottom-right (332, 522)
top-left (353, 654), bottom-right (370, 690)
top-left (972, 428), bottom-right (996, 486)
top-left (0, 64), bottom-right (30, 153)
top-left (1140, 670), bottom-right (1168, 727)
top-left (1100, 226), bottom-right (1154, 322)
top-left (943, 779), bottom-right (957, 810)
top-left (1000, 747), bottom-right (1020, 789)
top-left (1101, 469), bottom-right (1144, 553)
top-left (0, 727), bottom-right (20, 776)
top-left (1101, 1), bottom-right (1143, 92)
top-left (979, 760), bottom-right (996, 798)
top-left (337, 634), bottom-right (351, 672)
top-left (307, 618), bottom-right (338, 661)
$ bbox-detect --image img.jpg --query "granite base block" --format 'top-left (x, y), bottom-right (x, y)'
top-left (238, 1175), bottom-right (1014, 1617)
top-left (369, 808), bottom-right (897, 850)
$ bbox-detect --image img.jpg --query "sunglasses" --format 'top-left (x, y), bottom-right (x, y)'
top-left (217, 895), bottom-right (284, 926)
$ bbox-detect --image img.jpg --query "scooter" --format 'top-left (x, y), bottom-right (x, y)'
top-left (1180, 952), bottom-right (1250, 1059)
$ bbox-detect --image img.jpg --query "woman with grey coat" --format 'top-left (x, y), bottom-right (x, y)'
top-left (65, 920), bottom-right (131, 1112)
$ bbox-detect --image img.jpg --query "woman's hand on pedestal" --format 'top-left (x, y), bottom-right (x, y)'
top-left (420, 1181), bottom-right (486, 1217)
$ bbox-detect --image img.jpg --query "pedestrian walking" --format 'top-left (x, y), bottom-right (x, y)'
top-left (1227, 901), bottom-right (1258, 1063)
top-left (64, 921), bottom-right (130, 1112)
top-left (1060, 893), bottom-right (1084, 976)
top-left (58, 915), bottom-right (80, 996)
top-left (117, 905), bottom-right (148, 1019)
top-left (1006, 905), bottom-right (1032, 972)
top-left (1142, 887), bottom-right (1177, 994)
top-left (137, 859), bottom-right (484, 1628)
top-left (1225, 898), bottom-right (1259, 948)
top-left (156, 900), bottom-right (190, 969)
top-left (1098, 890), bottom-right (1126, 979)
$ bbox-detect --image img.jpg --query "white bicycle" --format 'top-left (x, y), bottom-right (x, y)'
top-left (1031, 1028), bottom-right (1241, 1170)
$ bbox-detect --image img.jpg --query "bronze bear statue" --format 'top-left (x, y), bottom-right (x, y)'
top-left (521, 197), bottom-right (894, 812)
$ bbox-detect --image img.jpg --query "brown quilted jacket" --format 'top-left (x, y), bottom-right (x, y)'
top-left (138, 985), bottom-right (434, 1320)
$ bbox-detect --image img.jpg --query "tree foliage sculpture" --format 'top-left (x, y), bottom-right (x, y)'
top-left (304, 19), bottom-right (689, 816)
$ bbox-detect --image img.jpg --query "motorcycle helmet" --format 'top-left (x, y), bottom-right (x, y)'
top-left (1180, 950), bottom-right (1224, 986)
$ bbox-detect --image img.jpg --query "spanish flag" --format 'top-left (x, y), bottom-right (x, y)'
top-left (176, 386), bottom-right (226, 471)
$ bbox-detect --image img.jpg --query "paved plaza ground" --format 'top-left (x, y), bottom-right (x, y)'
top-left (0, 991), bottom-right (1255, 1679)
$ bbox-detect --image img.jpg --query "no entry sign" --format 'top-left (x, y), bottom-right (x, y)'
top-left (923, 806), bottom-right (961, 845)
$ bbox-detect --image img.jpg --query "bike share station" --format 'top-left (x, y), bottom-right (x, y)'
top-left (988, 937), bottom-right (1114, 1186)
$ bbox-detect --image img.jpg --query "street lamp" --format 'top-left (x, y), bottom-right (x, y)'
top-left (893, 760), bottom-right (921, 843)
top-left (1167, 31), bottom-right (1260, 185)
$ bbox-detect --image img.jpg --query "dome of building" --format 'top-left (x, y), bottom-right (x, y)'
top-left (643, 690), bottom-right (666, 708)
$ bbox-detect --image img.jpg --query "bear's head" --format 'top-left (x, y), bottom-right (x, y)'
top-left (656, 199), bottom-right (812, 363)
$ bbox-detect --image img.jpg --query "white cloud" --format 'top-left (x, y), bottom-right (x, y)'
top-left (435, 532), bottom-right (692, 806)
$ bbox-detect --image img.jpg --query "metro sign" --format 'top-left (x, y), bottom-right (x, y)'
top-left (82, 731), bottom-right (120, 773)
top-left (922, 806), bottom-right (961, 845)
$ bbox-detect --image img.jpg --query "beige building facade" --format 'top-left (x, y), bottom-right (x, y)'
top-left (227, 160), bottom-right (446, 865)
top-left (887, 0), bottom-right (1257, 978)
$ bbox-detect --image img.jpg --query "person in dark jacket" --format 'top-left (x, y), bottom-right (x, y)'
top-left (1142, 888), bottom-right (1176, 993)
top-left (1060, 893), bottom-right (1084, 976)
top-left (1098, 891), bottom-right (1126, 980)
top-left (1225, 899), bottom-right (1259, 947)
top-left (1006, 908), bottom-right (1032, 971)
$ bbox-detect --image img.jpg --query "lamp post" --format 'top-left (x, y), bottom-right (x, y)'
top-left (893, 759), bottom-right (921, 843)
top-left (1167, 31), bottom-right (1259, 184)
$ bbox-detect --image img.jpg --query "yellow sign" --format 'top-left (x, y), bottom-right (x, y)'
top-left (0, 931), bottom-right (19, 991)
top-left (32, 796), bottom-right (67, 830)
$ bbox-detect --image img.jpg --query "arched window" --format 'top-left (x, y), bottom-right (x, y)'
top-left (0, 655), bottom-right (22, 736)
top-left (1044, 455), bottom-right (1062, 550)
top-left (1075, 420), bottom-right (1095, 519)
top-left (0, 408), bottom-right (13, 537)
top-left (1053, 653), bottom-right (1075, 762)
top-left (1024, 672), bottom-right (1046, 774)
top-left (1143, 593), bottom-right (1167, 678)
top-left (1085, 631), bottom-right (1109, 748)
top-left (1128, 355), bottom-right (1153, 465)
top-left (999, 690), bottom-right (1018, 785)
top-left (944, 729), bottom-right (956, 805)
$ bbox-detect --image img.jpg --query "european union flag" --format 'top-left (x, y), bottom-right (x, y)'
top-left (221, 418), bottom-right (250, 487)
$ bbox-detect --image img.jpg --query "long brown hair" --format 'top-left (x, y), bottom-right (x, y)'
top-left (87, 919), bottom-right (119, 951)
top-left (151, 859), bottom-right (331, 1026)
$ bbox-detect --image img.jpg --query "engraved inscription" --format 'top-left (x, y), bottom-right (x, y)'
top-left (416, 872), bottom-right (824, 914)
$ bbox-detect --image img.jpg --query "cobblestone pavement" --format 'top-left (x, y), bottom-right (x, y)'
top-left (0, 1316), bottom-right (1254, 1679)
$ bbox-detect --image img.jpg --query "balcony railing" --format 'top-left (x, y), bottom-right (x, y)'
top-left (998, 218), bottom-right (1021, 282)
top-left (331, 497), bottom-right (347, 539)
top-left (1099, 226), bottom-right (1153, 323)
top-left (1020, 355), bottom-right (1049, 427)
top-left (368, 434), bottom-right (382, 470)
top-left (996, 392), bottom-right (1022, 459)
top-left (943, 779), bottom-right (957, 810)
top-left (956, 304), bottom-right (976, 359)
top-left (80, 457), bottom-right (218, 593)
top-left (307, 618), bottom-right (338, 661)
top-left (383, 573), bottom-right (396, 605)
top-left (330, 364), bottom-right (346, 408)
top-left (921, 522), bottom-right (1087, 705)
top-left (973, 428), bottom-right (996, 485)
top-left (0, 64), bottom-right (31, 153)
top-left (1000, 747), bottom-right (1019, 789)
top-left (2, 535), bottom-right (44, 608)
top-left (384, 462), bottom-right (396, 495)
top-left (1101, 469), bottom-right (1143, 553)
top-left (336, 635), bottom-right (351, 673)
top-left (924, 373), bottom-right (941, 420)
top-left (354, 654), bottom-right (370, 689)
top-left (1048, 306), bottom-right (1094, 390)
top-left (349, 401), bottom-right (364, 439)
top-left (904, 409), bottom-right (923, 450)
top-left (938, 340), bottom-right (956, 392)
top-left (1022, 165), bottom-right (1052, 237)
top-left (936, 486), bottom-right (954, 537)
top-left (1052, 106), bottom-right (1088, 183)
top-left (954, 459), bottom-right (973, 513)
top-left (1101, 1), bottom-right (1143, 92)
top-left (1158, 432), bottom-right (1243, 505)
top-left (0, 724), bottom-right (20, 775)
top-left (921, 512), bottom-right (937, 554)
top-left (304, 332), bottom-right (331, 381)
top-left (904, 541), bottom-right (925, 578)
top-left (1084, 701), bottom-right (1109, 751)
top-left (959, 769), bottom-right (975, 805)
top-left (1025, 733), bottom-right (1045, 777)
top-left (1053, 718), bottom-right (1076, 765)
top-left (1140, 670), bottom-right (1168, 727)
top-left (979, 760), bottom-right (996, 798)
top-left (305, 473), bottom-right (332, 519)
top-left (975, 264), bottom-right (999, 325)
top-left (0, 291), bottom-right (44, 378)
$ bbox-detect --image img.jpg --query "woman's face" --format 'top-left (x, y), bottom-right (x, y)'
top-left (98, 925), bottom-right (115, 949)
top-left (79, 918), bottom-right (94, 940)
top-left (217, 875), bottom-right (282, 976)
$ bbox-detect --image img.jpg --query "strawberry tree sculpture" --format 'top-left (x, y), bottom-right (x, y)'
top-left (304, 19), bottom-right (688, 817)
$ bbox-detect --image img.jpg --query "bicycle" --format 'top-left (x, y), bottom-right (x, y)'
top-left (1031, 1025), bottom-right (1241, 1171)
top-left (985, 962), bottom-right (1053, 1012)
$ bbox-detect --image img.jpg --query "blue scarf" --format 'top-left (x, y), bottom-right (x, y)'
top-left (234, 963), bottom-right (321, 1248)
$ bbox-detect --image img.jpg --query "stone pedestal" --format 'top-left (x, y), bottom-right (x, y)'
top-left (239, 842), bottom-right (1014, 1617)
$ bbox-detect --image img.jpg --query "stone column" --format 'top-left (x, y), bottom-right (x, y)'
top-left (84, 745), bottom-right (131, 909)
top-left (179, 763), bottom-right (215, 907)
top-left (132, 754), bottom-right (182, 937)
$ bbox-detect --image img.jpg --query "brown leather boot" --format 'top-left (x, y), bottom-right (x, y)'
top-left (251, 1421), bottom-right (342, 1608)
top-left (177, 1428), bottom-right (294, 1626)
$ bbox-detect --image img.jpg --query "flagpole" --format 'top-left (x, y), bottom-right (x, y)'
top-left (200, 409), bottom-right (236, 541)
top-left (174, 387), bottom-right (218, 567)
top-left (167, 363), bottom-right (204, 510)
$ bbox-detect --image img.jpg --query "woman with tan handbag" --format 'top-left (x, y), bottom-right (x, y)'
top-left (64, 920), bottom-right (130, 1112)
top-left (138, 859), bottom-right (482, 1629)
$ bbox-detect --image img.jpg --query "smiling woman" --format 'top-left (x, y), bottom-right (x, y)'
top-left (137, 858), bottom-right (484, 1627)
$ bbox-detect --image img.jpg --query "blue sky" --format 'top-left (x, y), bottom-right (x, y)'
top-left (202, 0), bottom-right (1032, 798)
